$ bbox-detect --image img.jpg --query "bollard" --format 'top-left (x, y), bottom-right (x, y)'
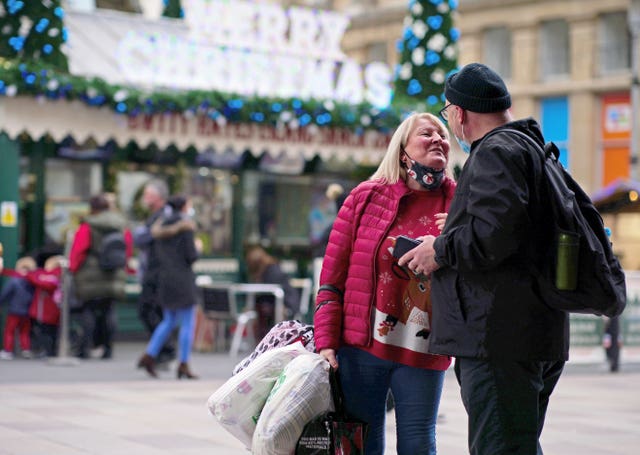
top-left (49, 258), bottom-right (79, 367)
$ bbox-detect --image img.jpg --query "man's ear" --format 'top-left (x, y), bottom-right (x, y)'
top-left (457, 106), bottom-right (465, 124)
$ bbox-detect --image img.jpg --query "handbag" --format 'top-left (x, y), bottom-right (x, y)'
top-left (295, 366), bottom-right (368, 455)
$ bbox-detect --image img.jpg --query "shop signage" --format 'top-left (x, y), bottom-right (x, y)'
top-left (117, 0), bottom-right (393, 108)
top-left (605, 102), bottom-right (631, 134)
top-left (127, 113), bottom-right (390, 149)
top-left (0, 201), bottom-right (17, 227)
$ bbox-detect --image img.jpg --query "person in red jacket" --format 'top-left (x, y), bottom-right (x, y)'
top-left (314, 112), bottom-right (456, 455)
top-left (2, 255), bottom-right (64, 358)
top-left (69, 194), bottom-right (134, 359)
top-left (0, 256), bottom-right (37, 360)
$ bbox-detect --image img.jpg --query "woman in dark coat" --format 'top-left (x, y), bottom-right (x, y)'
top-left (137, 195), bottom-right (199, 379)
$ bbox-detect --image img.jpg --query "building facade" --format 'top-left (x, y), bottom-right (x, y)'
top-left (337, 0), bottom-right (639, 269)
top-left (452, 0), bottom-right (639, 269)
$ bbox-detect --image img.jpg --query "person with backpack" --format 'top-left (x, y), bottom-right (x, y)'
top-left (69, 194), bottom-right (133, 359)
top-left (398, 63), bottom-right (569, 454)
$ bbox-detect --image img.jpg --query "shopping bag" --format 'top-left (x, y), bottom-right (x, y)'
top-left (295, 366), bottom-right (367, 455)
top-left (252, 353), bottom-right (332, 455)
top-left (207, 342), bottom-right (310, 448)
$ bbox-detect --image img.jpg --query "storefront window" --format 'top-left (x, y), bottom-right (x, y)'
top-left (242, 171), bottom-right (354, 257)
top-left (185, 168), bottom-right (234, 256)
top-left (117, 166), bottom-right (235, 257)
top-left (44, 159), bottom-right (102, 246)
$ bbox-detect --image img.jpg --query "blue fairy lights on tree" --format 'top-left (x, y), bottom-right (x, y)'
top-left (393, 0), bottom-right (459, 112)
top-left (0, 0), bottom-right (68, 71)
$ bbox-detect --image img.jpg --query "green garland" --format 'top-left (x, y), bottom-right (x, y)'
top-left (0, 58), bottom-right (407, 134)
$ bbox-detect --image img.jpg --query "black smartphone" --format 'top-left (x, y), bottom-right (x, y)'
top-left (393, 235), bottom-right (423, 259)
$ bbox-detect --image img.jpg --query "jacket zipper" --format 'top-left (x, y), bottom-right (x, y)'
top-left (364, 190), bottom-right (407, 346)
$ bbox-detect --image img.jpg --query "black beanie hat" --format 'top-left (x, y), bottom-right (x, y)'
top-left (444, 63), bottom-right (511, 113)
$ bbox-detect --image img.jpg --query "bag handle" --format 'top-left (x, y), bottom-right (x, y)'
top-left (329, 366), bottom-right (347, 418)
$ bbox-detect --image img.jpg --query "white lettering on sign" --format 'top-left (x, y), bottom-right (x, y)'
top-left (126, 113), bottom-right (391, 149)
top-left (116, 0), bottom-right (392, 108)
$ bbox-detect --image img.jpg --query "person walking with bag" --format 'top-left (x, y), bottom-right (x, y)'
top-left (137, 195), bottom-right (200, 379)
top-left (69, 194), bottom-right (133, 359)
top-left (399, 63), bottom-right (569, 455)
top-left (314, 112), bottom-right (456, 455)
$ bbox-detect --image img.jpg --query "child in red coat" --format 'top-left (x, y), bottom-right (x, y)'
top-left (2, 255), bottom-right (63, 357)
top-left (0, 257), bottom-right (37, 359)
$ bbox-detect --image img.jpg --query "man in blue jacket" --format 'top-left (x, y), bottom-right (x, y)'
top-left (400, 63), bottom-right (569, 455)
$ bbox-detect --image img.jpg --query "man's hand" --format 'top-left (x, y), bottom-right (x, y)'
top-left (434, 212), bottom-right (448, 232)
top-left (398, 235), bottom-right (440, 276)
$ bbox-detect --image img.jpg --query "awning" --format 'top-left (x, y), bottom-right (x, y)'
top-left (0, 95), bottom-right (388, 165)
top-left (592, 178), bottom-right (640, 214)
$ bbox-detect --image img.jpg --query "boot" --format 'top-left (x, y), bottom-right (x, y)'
top-left (177, 362), bottom-right (198, 380)
top-left (137, 353), bottom-right (158, 378)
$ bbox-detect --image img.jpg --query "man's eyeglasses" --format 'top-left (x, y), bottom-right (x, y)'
top-left (439, 104), bottom-right (454, 123)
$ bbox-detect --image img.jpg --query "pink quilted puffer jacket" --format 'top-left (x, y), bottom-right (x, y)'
top-left (313, 178), bottom-right (456, 351)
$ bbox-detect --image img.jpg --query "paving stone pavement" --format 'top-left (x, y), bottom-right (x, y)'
top-left (1, 342), bottom-right (639, 454)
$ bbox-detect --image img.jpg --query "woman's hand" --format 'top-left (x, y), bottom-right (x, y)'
top-left (434, 212), bottom-right (448, 232)
top-left (319, 348), bottom-right (339, 370)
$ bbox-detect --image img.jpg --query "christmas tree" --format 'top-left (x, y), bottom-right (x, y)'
top-left (162, 0), bottom-right (183, 19)
top-left (0, 0), bottom-right (68, 71)
top-left (393, 0), bottom-right (459, 112)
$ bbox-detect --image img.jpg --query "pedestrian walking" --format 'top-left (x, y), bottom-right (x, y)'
top-left (137, 195), bottom-right (200, 379)
top-left (133, 178), bottom-right (177, 364)
top-left (314, 112), bottom-right (456, 454)
top-left (399, 62), bottom-right (569, 455)
top-left (69, 194), bottom-right (133, 359)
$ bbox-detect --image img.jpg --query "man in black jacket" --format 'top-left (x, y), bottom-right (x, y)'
top-left (133, 179), bottom-right (176, 363)
top-left (400, 63), bottom-right (569, 454)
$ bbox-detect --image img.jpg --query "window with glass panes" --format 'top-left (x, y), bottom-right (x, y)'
top-left (483, 26), bottom-right (512, 80)
top-left (599, 12), bottom-right (630, 74)
top-left (539, 19), bottom-right (570, 79)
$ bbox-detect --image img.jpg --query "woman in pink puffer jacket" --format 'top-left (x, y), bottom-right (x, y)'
top-left (314, 113), bottom-right (456, 455)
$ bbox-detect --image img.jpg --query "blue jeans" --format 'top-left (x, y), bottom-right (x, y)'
top-left (337, 346), bottom-right (445, 455)
top-left (146, 306), bottom-right (195, 363)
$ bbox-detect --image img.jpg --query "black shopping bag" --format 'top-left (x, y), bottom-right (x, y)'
top-left (295, 366), bottom-right (367, 455)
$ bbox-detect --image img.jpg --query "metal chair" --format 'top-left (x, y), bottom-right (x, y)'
top-left (290, 277), bottom-right (313, 322)
top-left (228, 283), bottom-right (285, 357)
top-left (195, 282), bottom-right (236, 352)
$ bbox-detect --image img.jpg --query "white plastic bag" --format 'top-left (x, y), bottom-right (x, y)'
top-left (252, 353), bottom-right (333, 455)
top-left (207, 342), bottom-right (309, 448)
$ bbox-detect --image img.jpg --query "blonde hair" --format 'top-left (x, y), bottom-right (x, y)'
top-left (325, 183), bottom-right (344, 201)
top-left (370, 112), bottom-right (449, 183)
top-left (44, 255), bottom-right (65, 271)
top-left (16, 256), bottom-right (37, 272)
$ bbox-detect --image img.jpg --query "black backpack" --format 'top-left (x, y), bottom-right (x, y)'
top-left (97, 230), bottom-right (127, 272)
top-left (501, 129), bottom-right (626, 317)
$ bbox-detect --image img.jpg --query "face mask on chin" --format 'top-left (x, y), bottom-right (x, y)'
top-left (403, 152), bottom-right (445, 190)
